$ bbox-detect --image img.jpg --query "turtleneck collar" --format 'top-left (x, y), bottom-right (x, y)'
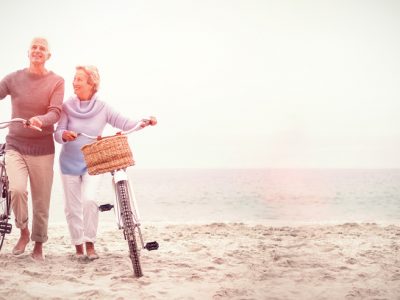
top-left (63, 93), bottom-right (106, 118)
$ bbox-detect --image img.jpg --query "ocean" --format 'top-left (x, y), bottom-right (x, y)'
top-left (48, 168), bottom-right (400, 225)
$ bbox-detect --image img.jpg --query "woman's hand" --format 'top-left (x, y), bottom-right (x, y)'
top-left (141, 116), bottom-right (157, 128)
top-left (62, 130), bottom-right (78, 142)
top-left (149, 116), bottom-right (157, 126)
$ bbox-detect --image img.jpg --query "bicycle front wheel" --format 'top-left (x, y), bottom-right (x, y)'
top-left (115, 180), bottom-right (143, 277)
top-left (0, 196), bottom-right (7, 250)
top-left (0, 166), bottom-right (11, 251)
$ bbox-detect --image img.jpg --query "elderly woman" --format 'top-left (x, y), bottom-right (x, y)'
top-left (54, 65), bottom-right (156, 259)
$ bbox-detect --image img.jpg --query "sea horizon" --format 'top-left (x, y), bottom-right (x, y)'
top-left (41, 168), bottom-right (400, 226)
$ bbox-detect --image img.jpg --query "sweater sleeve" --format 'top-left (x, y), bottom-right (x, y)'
top-left (106, 104), bottom-right (140, 131)
top-left (54, 110), bottom-right (68, 144)
top-left (37, 76), bottom-right (65, 126)
top-left (0, 73), bottom-right (11, 100)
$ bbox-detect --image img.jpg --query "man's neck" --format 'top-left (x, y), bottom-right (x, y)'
top-left (28, 64), bottom-right (48, 75)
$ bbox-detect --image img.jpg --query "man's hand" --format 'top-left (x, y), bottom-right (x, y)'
top-left (28, 117), bottom-right (43, 129)
top-left (23, 117), bottom-right (43, 131)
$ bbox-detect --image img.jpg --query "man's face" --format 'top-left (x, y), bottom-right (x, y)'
top-left (28, 39), bottom-right (51, 65)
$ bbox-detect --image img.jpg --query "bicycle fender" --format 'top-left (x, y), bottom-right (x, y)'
top-left (114, 170), bottom-right (128, 183)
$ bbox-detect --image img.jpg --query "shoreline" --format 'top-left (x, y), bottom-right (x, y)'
top-left (1, 222), bottom-right (399, 299)
top-left (49, 219), bottom-right (400, 227)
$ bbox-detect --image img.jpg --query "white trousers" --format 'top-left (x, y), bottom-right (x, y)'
top-left (61, 173), bottom-right (102, 245)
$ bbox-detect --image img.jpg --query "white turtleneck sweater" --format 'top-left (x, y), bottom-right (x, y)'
top-left (54, 93), bottom-right (139, 175)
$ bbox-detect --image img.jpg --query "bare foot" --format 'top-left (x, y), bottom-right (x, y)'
top-left (75, 244), bottom-right (84, 255)
top-left (86, 242), bottom-right (99, 260)
top-left (31, 242), bottom-right (45, 261)
top-left (75, 244), bottom-right (85, 258)
top-left (12, 227), bottom-right (30, 255)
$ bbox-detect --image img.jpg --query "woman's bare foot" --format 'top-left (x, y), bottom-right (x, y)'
top-left (12, 227), bottom-right (30, 255)
top-left (86, 242), bottom-right (99, 260)
top-left (31, 242), bottom-right (45, 261)
top-left (75, 244), bottom-right (85, 258)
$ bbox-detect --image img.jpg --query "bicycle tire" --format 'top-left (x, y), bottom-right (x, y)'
top-left (0, 163), bottom-right (11, 251)
top-left (115, 180), bottom-right (143, 277)
top-left (0, 195), bottom-right (10, 251)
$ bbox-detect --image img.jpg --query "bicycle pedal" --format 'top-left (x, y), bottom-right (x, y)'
top-left (99, 204), bottom-right (114, 212)
top-left (145, 241), bottom-right (159, 251)
top-left (0, 222), bottom-right (12, 234)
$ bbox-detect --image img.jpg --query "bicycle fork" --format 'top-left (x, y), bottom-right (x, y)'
top-left (112, 170), bottom-right (158, 251)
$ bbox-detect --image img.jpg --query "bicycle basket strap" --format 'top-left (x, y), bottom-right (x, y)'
top-left (81, 134), bottom-right (134, 175)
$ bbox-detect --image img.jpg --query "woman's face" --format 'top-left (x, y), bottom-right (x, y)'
top-left (73, 69), bottom-right (94, 100)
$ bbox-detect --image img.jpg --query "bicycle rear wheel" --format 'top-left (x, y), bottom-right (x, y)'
top-left (115, 180), bottom-right (143, 277)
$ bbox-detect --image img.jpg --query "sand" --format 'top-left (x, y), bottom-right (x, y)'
top-left (0, 222), bottom-right (399, 300)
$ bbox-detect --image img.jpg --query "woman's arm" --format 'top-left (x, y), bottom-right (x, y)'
top-left (106, 105), bottom-right (140, 131)
top-left (54, 111), bottom-right (70, 144)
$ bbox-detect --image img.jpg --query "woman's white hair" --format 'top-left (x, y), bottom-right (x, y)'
top-left (76, 65), bottom-right (100, 92)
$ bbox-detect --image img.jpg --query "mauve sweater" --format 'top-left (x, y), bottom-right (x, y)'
top-left (54, 93), bottom-right (139, 175)
top-left (0, 68), bottom-right (65, 155)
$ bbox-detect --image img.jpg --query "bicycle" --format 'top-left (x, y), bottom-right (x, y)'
top-left (79, 119), bottom-right (159, 278)
top-left (0, 118), bottom-right (41, 251)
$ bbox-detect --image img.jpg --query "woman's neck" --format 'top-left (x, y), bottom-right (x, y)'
top-left (77, 92), bottom-right (94, 101)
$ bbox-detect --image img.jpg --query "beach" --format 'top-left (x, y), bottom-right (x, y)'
top-left (0, 222), bottom-right (399, 300)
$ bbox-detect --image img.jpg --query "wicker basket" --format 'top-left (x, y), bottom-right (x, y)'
top-left (81, 134), bottom-right (134, 175)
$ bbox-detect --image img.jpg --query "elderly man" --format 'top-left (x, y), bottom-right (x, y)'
top-left (0, 37), bottom-right (64, 261)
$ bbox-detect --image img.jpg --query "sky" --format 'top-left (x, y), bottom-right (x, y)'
top-left (0, 0), bottom-right (400, 169)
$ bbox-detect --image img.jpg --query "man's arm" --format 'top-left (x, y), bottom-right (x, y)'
top-left (35, 78), bottom-right (65, 127)
top-left (0, 74), bottom-right (11, 100)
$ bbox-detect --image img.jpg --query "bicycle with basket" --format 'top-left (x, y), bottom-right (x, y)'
top-left (79, 119), bottom-right (159, 278)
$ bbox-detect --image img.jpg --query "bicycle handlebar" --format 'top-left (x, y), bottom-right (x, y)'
top-left (77, 119), bottom-right (150, 140)
top-left (0, 118), bottom-right (42, 131)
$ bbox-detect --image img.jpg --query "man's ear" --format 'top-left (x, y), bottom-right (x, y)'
top-left (46, 52), bottom-right (52, 60)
